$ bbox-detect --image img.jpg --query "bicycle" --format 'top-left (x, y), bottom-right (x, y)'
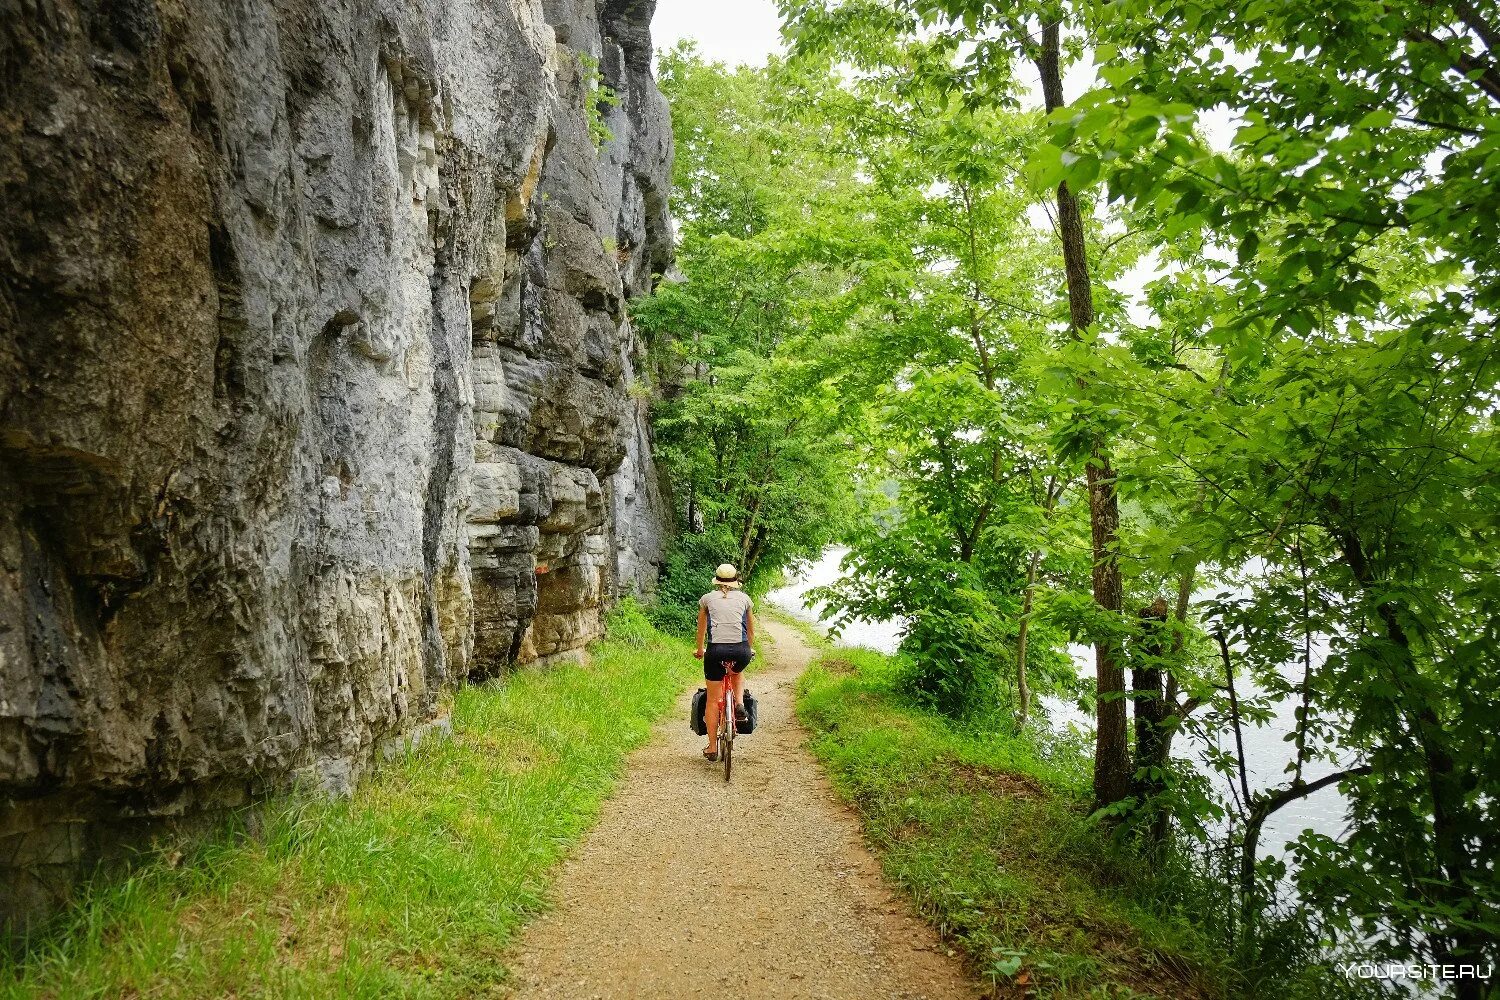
top-left (713, 665), bottom-right (737, 782)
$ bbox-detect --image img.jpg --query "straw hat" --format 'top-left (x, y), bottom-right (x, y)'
top-left (711, 563), bottom-right (742, 589)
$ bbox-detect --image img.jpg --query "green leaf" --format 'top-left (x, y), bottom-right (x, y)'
top-left (1356, 108), bottom-right (1396, 129)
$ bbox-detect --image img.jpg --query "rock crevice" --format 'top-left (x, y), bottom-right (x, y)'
top-left (0, 0), bottom-right (673, 930)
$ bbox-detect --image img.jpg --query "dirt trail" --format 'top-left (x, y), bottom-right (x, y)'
top-left (505, 619), bottom-right (981, 1000)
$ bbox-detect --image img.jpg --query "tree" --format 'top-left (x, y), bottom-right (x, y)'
top-left (782, 0), bottom-right (1500, 983)
top-left (770, 34), bottom-right (1090, 721)
top-left (636, 49), bottom-right (870, 612)
top-left (1048, 0), bottom-right (1500, 981)
top-left (784, 0), bottom-right (1139, 808)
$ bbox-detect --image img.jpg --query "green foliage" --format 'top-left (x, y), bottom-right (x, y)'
top-left (1, 620), bottom-right (697, 998)
top-left (779, 0), bottom-right (1500, 985)
top-left (1069, 0), bottom-right (1500, 976)
top-left (814, 525), bottom-right (1079, 720)
top-left (647, 529), bottom-right (737, 636)
top-left (602, 595), bottom-right (658, 647)
top-left (575, 51), bottom-right (619, 149)
top-left (641, 593), bottom-right (699, 640)
top-left (798, 647), bottom-right (1396, 999)
top-left (797, 649), bottom-right (1245, 998)
top-left (653, 40), bottom-right (1105, 725)
top-left (637, 47), bottom-right (872, 603)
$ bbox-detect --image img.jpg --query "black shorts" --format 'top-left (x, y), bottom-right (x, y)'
top-left (703, 642), bottom-right (752, 682)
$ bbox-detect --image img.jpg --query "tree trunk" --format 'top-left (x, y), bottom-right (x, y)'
top-left (1133, 599), bottom-right (1172, 842)
top-left (1015, 477), bottom-right (1061, 728)
top-left (1036, 21), bottom-right (1131, 809)
top-left (1161, 364), bottom-right (1227, 749)
top-left (1132, 601), bottom-right (1169, 770)
top-left (1085, 452), bottom-right (1130, 806)
top-left (745, 525), bottom-right (769, 579)
top-left (738, 488), bottom-right (764, 568)
top-left (1336, 523), bottom-right (1484, 990)
top-left (1015, 549), bottom-right (1040, 726)
top-left (1237, 765), bottom-right (1374, 958)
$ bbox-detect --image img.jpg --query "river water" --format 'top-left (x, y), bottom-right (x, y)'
top-left (767, 547), bottom-right (1351, 863)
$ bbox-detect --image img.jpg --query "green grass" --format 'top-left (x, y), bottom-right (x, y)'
top-left (2, 602), bottom-right (697, 999)
top-left (759, 605), bottom-right (834, 651)
top-left (796, 647), bottom-right (1233, 1000)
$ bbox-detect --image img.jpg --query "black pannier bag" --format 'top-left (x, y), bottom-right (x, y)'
top-left (690, 687), bottom-right (708, 735)
top-left (691, 688), bottom-right (758, 735)
top-left (739, 690), bottom-right (759, 734)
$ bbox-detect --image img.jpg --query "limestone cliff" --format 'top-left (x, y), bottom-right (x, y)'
top-left (0, 0), bottom-right (673, 928)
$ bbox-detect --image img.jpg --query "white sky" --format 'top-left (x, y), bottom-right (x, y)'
top-left (652, 0), bottom-right (785, 66)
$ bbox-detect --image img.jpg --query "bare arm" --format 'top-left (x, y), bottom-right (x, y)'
top-left (746, 607), bottom-right (755, 646)
top-left (695, 604), bottom-right (707, 658)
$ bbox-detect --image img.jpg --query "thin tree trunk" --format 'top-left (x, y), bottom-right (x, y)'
top-left (1015, 549), bottom-right (1041, 726)
top-left (1036, 21), bottom-right (1130, 808)
top-left (1084, 456), bottom-right (1130, 807)
top-left (1015, 476), bottom-right (1061, 727)
top-left (739, 488), bottom-right (763, 568)
top-left (1164, 360), bottom-right (1229, 724)
top-left (1133, 599), bottom-right (1172, 843)
top-left (1237, 765), bottom-right (1374, 955)
top-left (1158, 563), bottom-right (1194, 762)
top-left (1336, 522), bottom-right (1483, 990)
top-left (745, 525), bottom-right (769, 579)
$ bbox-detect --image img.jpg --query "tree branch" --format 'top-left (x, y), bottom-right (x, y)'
top-left (1255, 764), bottom-right (1374, 821)
top-left (1453, 0), bottom-right (1500, 55)
top-left (1406, 27), bottom-right (1500, 104)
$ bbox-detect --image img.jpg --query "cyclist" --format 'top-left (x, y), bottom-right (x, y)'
top-left (693, 563), bottom-right (755, 761)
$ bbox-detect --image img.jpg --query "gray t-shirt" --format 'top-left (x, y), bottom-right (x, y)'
top-left (699, 589), bottom-right (753, 645)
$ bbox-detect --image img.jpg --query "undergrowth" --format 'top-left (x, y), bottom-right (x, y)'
top-left (796, 647), bottom-right (1399, 999)
top-left (2, 600), bottom-right (694, 999)
top-left (797, 646), bottom-right (1230, 999)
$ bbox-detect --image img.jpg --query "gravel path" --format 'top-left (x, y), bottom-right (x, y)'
top-left (505, 619), bottom-right (981, 1000)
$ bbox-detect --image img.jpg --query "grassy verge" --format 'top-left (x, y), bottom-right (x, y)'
top-left (759, 604), bottom-right (833, 651)
top-left (796, 647), bottom-right (1232, 1000)
top-left (3, 602), bottom-right (694, 999)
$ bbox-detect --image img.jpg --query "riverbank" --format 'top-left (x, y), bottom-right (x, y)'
top-left (1, 604), bottom-right (696, 999)
top-left (794, 644), bottom-right (1396, 1000)
top-left (794, 645), bottom-right (1223, 997)
top-left (769, 549), bottom-right (1353, 868)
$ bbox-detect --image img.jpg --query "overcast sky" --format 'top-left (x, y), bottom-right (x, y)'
top-left (652, 0), bottom-right (784, 67)
top-left (647, 3), bottom-right (1102, 112)
top-left (646, 3), bottom-right (1233, 148)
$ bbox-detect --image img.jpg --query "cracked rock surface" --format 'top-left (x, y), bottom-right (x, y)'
top-left (0, 0), bottom-right (672, 929)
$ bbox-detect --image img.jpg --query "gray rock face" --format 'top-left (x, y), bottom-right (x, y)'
top-left (0, 0), bottom-right (672, 930)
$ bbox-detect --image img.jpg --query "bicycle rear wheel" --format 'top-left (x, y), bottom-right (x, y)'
top-left (720, 707), bottom-right (733, 782)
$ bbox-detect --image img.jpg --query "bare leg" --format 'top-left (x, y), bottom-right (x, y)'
top-left (727, 669), bottom-right (745, 715)
top-left (705, 679), bottom-right (724, 755)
